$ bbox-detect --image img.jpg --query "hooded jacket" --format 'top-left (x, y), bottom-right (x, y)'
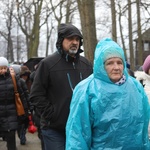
top-left (30, 24), bottom-right (92, 131)
top-left (66, 38), bottom-right (150, 150)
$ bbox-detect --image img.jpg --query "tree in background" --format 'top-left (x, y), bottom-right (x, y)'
top-left (0, 0), bottom-right (15, 62)
top-left (77, 0), bottom-right (97, 63)
top-left (110, 0), bottom-right (117, 42)
top-left (128, 0), bottom-right (134, 70)
top-left (103, 0), bottom-right (150, 70)
top-left (136, 0), bottom-right (143, 66)
top-left (0, 0), bottom-right (149, 66)
top-left (16, 0), bottom-right (44, 58)
top-left (46, 0), bottom-right (77, 56)
top-left (117, 1), bottom-right (127, 59)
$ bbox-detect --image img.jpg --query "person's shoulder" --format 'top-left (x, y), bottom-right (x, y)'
top-left (43, 52), bottom-right (59, 61)
top-left (15, 76), bottom-right (25, 86)
top-left (19, 77), bottom-right (25, 83)
top-left (79, 55), bottom-right (92, 66)
top-left (40, 52), bottom-right (61, 66)
top-left (79, 55), bottom-right (90, 62)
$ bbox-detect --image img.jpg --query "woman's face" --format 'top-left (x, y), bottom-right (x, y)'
top-left (105, 57), bottom-right (124, 83)
top-left (0, 66), bottom-right (8, 75)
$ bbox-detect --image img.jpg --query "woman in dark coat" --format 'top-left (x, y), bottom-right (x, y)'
top-left (0, 57), bottom-right (28, 150)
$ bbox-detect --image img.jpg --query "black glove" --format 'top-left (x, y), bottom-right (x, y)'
top-left (18, 115), bottom-right (28, 124)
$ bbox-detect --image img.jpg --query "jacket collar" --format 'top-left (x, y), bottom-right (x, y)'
top-left (58, 48), bottom-right (81, 62)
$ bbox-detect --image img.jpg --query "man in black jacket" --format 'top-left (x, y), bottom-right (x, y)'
top-left (30, 23), bottom-right (93, 150)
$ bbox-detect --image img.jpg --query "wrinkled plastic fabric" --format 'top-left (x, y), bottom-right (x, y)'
top-left (66, 38), bottom-right (150, 150)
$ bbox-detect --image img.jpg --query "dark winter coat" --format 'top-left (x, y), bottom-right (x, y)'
top-left (30, 51), bottom-right (93, 131)
top-left (0, 70), bottom-right (28, 131)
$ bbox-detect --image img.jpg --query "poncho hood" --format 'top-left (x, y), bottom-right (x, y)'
top-left (93, 38), bottom-right (128, 83)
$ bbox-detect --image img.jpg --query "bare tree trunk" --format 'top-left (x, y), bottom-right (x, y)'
top-left (45, 21), bottom-right (53, 56)
top-left (7, 34), bottom-right (14, 62)
top-left (118, 3), bottom-right (127, 59)
top-left (65, 0), bottom-right (75, 23)
top-left (77, 0), bottom-right (97, 63)
top-left (128, 0), bottom-right (134, 70)
top-left (28, 1), bottom-right (43, 58)
top-left (110, 0), bottom-right (117, 42)
top-left (7, 1), bottom-right (14, 62)
top-left (136, 0), bottom-right (143, 66)
top-left (17, 0), bottom-right (44, 59)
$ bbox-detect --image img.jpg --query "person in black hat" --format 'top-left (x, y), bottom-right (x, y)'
top-left (30, 23), bottom-right (93, 150)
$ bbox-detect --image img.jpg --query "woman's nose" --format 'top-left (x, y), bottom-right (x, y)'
top-left (114, 63), bottom-right (119, 69)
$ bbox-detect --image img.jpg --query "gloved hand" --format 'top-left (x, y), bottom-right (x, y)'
top-left (18, 115), bottom-right (28, 124)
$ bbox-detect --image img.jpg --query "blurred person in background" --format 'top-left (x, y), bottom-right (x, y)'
top-left (134, 55), bottom-right (150, 101)
top-left (18, 65), bottom-right (33, 145)
top-left (11, 64), bottom-right (34, 145)
top-left (134, 55), bottom-right (150, 139)
top-left (20, 65), bottom-right (32, 92)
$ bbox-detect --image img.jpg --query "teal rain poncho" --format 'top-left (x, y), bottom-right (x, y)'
top-left (66, 38), bottom-right (150, 150)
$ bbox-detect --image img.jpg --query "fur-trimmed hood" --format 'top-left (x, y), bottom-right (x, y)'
top-left (134, 71), bottom-right (150, 86)
top-left (135, 70), bottom-right (150, 103)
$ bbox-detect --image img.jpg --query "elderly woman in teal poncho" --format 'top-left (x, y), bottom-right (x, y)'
top-left (65, 38), bottom-right (150, 150)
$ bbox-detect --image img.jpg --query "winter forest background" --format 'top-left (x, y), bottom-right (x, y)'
top-left (0, 0), bottom-right (149, 70)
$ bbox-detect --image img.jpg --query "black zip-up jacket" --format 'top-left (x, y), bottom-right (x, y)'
top-left (30, 52), bottom-right (92, 131)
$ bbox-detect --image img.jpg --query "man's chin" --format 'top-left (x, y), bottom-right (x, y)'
top-left (68, 49), bottom-right (78, 55)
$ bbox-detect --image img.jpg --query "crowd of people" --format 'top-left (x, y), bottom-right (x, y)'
top-left (0, 23), bottom-right (150, 150)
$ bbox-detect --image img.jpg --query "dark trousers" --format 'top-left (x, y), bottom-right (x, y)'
top-left (17, 123), bottom-right (27, 144)
top-left (37, 127), bottom-right (45, 150)
top-left (4, 130), bottom-right (17, 150)
top-left (41, 129), bottom-right (65, 150)
top-left (17, 116), bottom-right (28, 145)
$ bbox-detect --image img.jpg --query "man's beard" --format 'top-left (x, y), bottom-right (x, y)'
top-left (68, 49), bottom-right (78, 55)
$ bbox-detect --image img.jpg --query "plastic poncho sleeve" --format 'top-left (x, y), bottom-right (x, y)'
top-left (66, 77), bottom-right (93, 150)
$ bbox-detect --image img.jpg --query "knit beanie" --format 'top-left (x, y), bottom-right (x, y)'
top-left (103, 48), bottom-right (123, 62)
top-left (0, 57), bottom-right (8, 67)
top-left (142, 55), bottom-right (150, 73)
